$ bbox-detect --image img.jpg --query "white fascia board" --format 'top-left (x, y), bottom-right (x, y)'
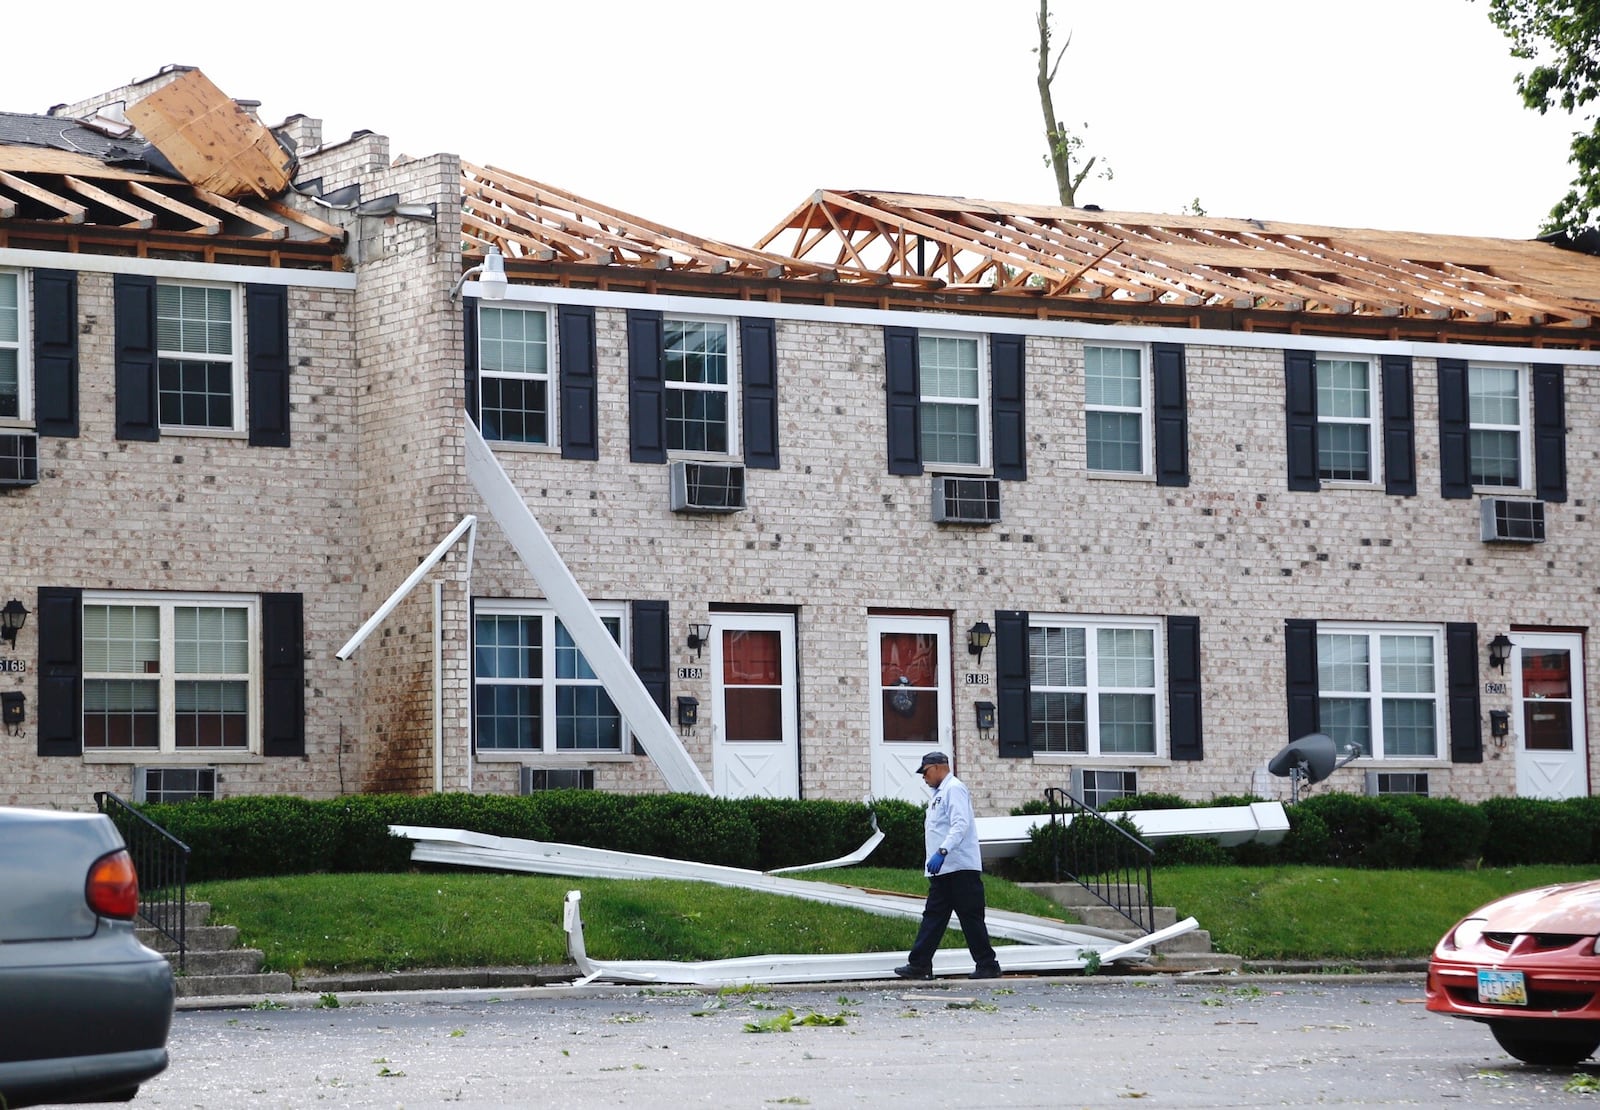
top-left (464, 417), bottom-right (712, 794)
top-left (974, 802), bottom-right (1291, 860)
top-left (390, 824), bottom-right (1135, 947)
top-left (562, 891), bottom-right (1195, 987)
top-left (492, 284), bottom-right (1600, 367)
top-left (0, 247), bottom-right (356, 291)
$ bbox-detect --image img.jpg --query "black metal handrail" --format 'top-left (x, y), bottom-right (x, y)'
top-left (1043, 787), bottom-right (1155, 936)
top-left (95, 791), bottom-right (190, 972)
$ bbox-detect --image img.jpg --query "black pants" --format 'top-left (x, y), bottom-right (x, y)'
top-left (907, 869), bottom-right (999, 971)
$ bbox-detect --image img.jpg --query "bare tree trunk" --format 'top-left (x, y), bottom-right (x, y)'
top-left (1037, 0), bottom-right (1075, 206)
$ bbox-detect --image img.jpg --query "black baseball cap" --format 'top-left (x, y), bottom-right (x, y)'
top-left (917, 751), bottom-right (949, 772)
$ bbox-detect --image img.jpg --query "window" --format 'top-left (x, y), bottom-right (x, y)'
top-left (1317, 624), bottom-right (1443, 760)
top-left (920, 332), bottom-right (985, 468)
top-left (1028, 618), bottom-right (1161, 756)
top-left (0, 270), bottom-right (21, 420)
top-left (1072, 768), bottom-right (1139, 808)
top-left (1316, 357), bottom-right (1378, 482)
top-left (475, 603), bottom-right (627, 753)
top-left (134, 766), bottom-right (218, 803)
top-left (665, 317), bottom-right (736, 455)
top-left (1469, 362), bottom-right (1527, 488)
top-left (156, 282), bottom-right (242, 431)
top-left (478, 305), bottom-right (551, 444)
top-left (1085, 345), bottom-right (1148, 474)
top-left (82, 594), bottom-right (258, 753)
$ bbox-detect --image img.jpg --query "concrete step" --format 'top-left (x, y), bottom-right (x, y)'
top-left (175, 971), bottom-right (294, 999)
top-left (1119, 950), bottom-right (1245, 973)
top-left (140, 900), bottom-right (215, 930)
top-left (137, 924), bottom-right (239, 953)
top-left (1021, 882), bottom-right (1152, 909)
top-left (1072, 905), bottom-right (1179, 932)
top-left (170, 948), bottom-right (271, 976)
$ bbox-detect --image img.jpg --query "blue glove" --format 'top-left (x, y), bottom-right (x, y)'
top-left (926, 850), bottom-right (946, 874)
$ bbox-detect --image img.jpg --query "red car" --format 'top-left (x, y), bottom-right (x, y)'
top-left (1427, 879), bottom-right (1600, 1065)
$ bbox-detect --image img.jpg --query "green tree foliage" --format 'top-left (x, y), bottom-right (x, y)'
top-left (1484, 0), bottom-right (1600, 231)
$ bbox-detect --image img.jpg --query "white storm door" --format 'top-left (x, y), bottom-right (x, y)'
top-left (1510, 632), bottom-right (1587, 799)
top-left (868, 615), bottom-right (952, 803)
top-left (710, 613), bottom-right (799, 798)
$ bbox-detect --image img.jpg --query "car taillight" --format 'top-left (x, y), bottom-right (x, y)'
top-left (86, 849), bottom-right (140, 920)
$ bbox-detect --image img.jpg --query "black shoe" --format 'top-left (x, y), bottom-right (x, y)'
top-left (894, 964), bottom-right (934, 980)
top-left (969, 965), bottom-right (1003, 980)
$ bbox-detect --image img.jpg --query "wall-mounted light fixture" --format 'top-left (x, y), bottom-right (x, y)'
top-left (1488, 633), bottom-right (1514, 673)
top-left (0, 599), bottom-right (27, 650)
top-left (687, 622), bottom-right (712, 657)
top-left (447, 245), bottom-right (509, 302)
top-left (967, 620), bottom-right (994, 660)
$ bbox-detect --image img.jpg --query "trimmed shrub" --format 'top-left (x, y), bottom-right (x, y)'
top-left (1481, 796), bottom-right (1592, 865)
top-left (1384, 796), bottom-right (1488, 868)
top-left (1282, 792), bottom-right (1421, 868)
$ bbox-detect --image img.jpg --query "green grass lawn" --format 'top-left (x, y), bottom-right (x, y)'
top-left (190, 864), bottom-right (1596, 976)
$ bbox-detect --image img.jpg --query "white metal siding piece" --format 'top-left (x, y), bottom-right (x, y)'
top-left (464, 416), bottom-right (712, 794)
top-left (973, 801), bottom-right (1291, 860)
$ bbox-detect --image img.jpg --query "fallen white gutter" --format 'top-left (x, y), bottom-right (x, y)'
top-left (974, 801), bottom-right (1290, 861)
top-left (561, 890), bottom-right (1199, 987)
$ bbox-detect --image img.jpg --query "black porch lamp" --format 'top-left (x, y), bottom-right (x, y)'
top-left (0, 598), bottom-right (27, 650)
top-left (1488, 633), bottom-right (1513, 673)
top-left (967, 620), bottom-right (994, 659)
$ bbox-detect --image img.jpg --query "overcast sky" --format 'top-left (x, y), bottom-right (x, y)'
top-left (1, 0), bottom-right (1581, 243)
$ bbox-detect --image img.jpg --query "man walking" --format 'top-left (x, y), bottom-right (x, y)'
top-left (895, 751), bottom-right (1002, 980)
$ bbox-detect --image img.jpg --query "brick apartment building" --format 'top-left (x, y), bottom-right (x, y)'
top-left (2, 66), bottom-right (1598, 815)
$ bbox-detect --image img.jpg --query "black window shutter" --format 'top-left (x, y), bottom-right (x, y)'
top-left (627, 310), bottom-right (666, 463)
top-left (995, 610), bottom-right (1032, 758)
top-left (36, 587), bottom-right (82, 757)
top-left (1533, 365), bottom-right (1566, 503)
top-left (740, 316), bottom-right (780, 470)
top-left (1381, 355), bottom-right (1416, 496)
top-left (1152, 342), bottom-right (1189, 487)
top-left (463, 299), bottom-right (480, 428)
top-left (559, 305), bottom-right (598, 460)
top-left (630, 600), bottom-right (670, 722)
top-left (1166, 615), bottom-right (1203, 761)
top-left (113, 274), bottom-right (159, 441)
top-left (990, 333), bottom-right (1026, 481)
top-left (33, 269), bottom-right (79, 438)
top-left (1437, 358), bottom-right (1471, 499)
top-left (1284, 350), bottom-right (1319, 491)
top-left (261, 593), bottom-right (305, 757)
top-left (883, 326), bottom-right (922, 476)
top-left (1284, 618), bottom-right (1319, 743)
top-left (1446, 622), bottom-right (1483, 764)
top-left (246, 284), bottom-right (291, 448)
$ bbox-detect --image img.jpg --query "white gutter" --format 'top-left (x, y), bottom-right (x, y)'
top-left (974, 801), bottom-right (1290, 861)
top-left (463, 416), bottom-right (712, 794)
top-left (336, 515), bottom-right (478, 660)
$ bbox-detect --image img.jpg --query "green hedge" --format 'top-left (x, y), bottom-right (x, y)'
top-left (131, 791), bottom-right (922, 883)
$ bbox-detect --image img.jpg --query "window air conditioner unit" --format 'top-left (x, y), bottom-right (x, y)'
top-left (133, 766), bottom-right (218, 804)
top-left (0, 433), bottom-right (38, 487)
top-left (520, 767), bottom-right (596, 793)
top-left (1365, 771), bottom-right (1429, 797)
top-left (1068, 768), bottom-right (1138, 810)
top-left (1480, 498), bottom-right (1545, 543)
top-left (931, 475), bottom-right (1001, 524)
top-left (669, 461), bottom-right (746, 513)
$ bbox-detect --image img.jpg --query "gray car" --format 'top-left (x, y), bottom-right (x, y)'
top-left (0, 806), bottom-right (174, 1107)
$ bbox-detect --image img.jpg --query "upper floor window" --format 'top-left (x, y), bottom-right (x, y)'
top-left (665, 317), bottom-right (736, 455)
top-left (157, 282), bottom-right (242, 432)
top-left (1317, 357), bottom-right (1378, 483)
top-left (0, 270), bottom-right (20, 420)
top-left (475, 602), bottom-right (627, 753)
top-left (1085, 344), bottom-right (1149, 474)
top-left (478, 305), bottom-right (551, 445)
top-left (1469, 363), bottom-right (1527, 488)
top-left (920, 332), bottom-right (986, 468)
top-left (82, 593), bottom-right (259, 754)
top-left (1317, 624), bottom-right (1443, 760)
top-left (1028, 617), bottom-right (1160, 756)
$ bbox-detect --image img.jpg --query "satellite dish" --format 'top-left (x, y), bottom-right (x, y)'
top-left (1267, 732), bottom-right (1361, 801)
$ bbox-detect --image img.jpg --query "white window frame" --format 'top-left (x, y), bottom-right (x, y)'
top-left (0, 268), bottom-right (30, 428)
top-left (1467, 361), bottom-right (1531, 491)
top-left (155, 280), bottom-right (245, 435)
top-left (919, 329), bottom-right (989, 473)
top-left (1316, 622), bottom-right (1446, 762)
top-left (477, 303), bottom-right (555, 448)
top-left (1315, 354), bottom-right (1381, 486)
top-left (1083, 342), bottom-right (1151, 477)
top-left (1028, 614), bottom-right (1165, 760)
top-left (663, 314), bottom-right (739, 459)
top-left (473, 600), bottom-right (633, 761)
top-left (80, 591), bottom-right (261, 759)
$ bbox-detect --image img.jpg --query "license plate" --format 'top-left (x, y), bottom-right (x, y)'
top-left (1478, 969), bottom-right (1527, 1006)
